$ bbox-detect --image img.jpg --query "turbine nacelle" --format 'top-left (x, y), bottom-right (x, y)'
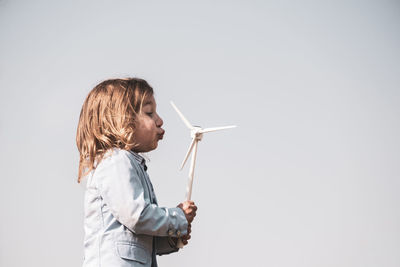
top-left (191, 127), bottom-right (203, 141)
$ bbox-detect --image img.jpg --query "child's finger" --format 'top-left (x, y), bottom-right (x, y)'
top-left (183, 201), bottom-right (195, 208)
top-left (186, 208), bottom-right (194, 214)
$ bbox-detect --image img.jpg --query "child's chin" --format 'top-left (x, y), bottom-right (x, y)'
top-left (147, 142), bottom-right (158, 151)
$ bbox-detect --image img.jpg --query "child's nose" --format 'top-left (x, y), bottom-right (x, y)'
top-left (156, 114), bottom-right (163, 127)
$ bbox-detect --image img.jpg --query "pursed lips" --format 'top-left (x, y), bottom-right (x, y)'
top-left (158, 129), bottom-right (165, 140)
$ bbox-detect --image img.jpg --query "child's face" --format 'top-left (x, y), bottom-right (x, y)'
top-left (132, 95), bottom-right (165, 153)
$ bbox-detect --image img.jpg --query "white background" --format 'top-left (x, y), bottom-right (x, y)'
top-left (1, 1), bottom-right (399, 266)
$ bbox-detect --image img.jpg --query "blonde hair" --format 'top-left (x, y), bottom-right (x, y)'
top-left (76, 77), bottom-right (153, 183)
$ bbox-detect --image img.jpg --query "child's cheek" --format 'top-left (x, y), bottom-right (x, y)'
top-left (147, 121), bottom-right (155, 131)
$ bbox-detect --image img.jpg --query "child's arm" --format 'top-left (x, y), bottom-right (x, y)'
top-left (96, 149), bottom-right (188, 238)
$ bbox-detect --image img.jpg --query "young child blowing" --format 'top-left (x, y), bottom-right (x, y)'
top-left (76, 78), bottom-right (197, 267)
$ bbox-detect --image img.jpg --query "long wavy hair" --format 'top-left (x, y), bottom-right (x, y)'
top-left (76, 78), bottom-right (153, 183)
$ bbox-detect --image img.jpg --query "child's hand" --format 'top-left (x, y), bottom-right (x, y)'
top-left (181, 223), bottom-right (191, 245)
top-left (177, 201), bottom-right (197, 224)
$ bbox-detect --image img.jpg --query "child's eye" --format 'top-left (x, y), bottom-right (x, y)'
top-left (146, 112), bottom-right (153, 117)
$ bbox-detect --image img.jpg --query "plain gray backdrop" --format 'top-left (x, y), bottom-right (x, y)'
top-left (1, 0), bottom-right (399, 266)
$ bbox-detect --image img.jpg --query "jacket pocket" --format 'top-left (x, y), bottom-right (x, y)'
top-left (116, 241), bottom-right (149, 264)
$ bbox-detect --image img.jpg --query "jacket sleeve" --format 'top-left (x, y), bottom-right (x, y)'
top-left (96, 149), bottom-right (188, 237)
top-left (155, 236), bottom-right (180, 256)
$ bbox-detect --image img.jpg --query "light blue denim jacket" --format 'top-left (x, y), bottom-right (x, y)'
top-left (82, 148), bottom-right (188, 267)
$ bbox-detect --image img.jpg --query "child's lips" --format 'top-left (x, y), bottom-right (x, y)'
top-left (158, 130), bottom-right (165, 140)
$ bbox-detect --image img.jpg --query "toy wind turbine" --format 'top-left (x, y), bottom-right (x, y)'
top-left (171, 101), bottom-right (236, 248)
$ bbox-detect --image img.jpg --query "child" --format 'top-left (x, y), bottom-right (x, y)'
top-left (76, 78), bottom-right (197, 267)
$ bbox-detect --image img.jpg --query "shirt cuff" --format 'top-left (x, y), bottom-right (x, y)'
top-left (166, 207), bottom-right (188, 237)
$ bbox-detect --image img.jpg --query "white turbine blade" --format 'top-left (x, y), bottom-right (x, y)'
top-left (200, 125), bottom-right (237, 134)
top-left (180, 138), bottom-right (196, 170)
top-left (170, 101), bottom-right (194, 130)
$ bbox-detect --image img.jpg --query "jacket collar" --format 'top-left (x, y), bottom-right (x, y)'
top-left (128, 150), bottom-right (148, 171)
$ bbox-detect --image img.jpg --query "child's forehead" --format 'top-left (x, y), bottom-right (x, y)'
top-left (142, 95), bottom-right (156, 106)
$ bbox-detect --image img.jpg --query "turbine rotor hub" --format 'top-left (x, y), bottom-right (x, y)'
top-left (191, 127), bottom-right (203, 141)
